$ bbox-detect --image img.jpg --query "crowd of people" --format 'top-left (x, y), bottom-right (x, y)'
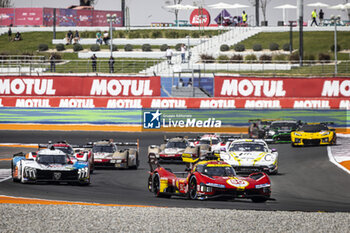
top-left (96, 31), bottom-right (110, 45)
top-left (7, 27), bottom-right (22, 41)
top-left (310, 9), bottom-right (325, 27)
top-left (65, 30), bottom-right (80, 45)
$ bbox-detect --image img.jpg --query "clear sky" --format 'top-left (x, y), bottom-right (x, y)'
top-left (13, 0), bottom-right (350, 26)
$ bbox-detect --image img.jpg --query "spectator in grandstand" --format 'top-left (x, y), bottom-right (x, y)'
top-left (109, 56), bottom-right (115, 73)
top-left (319, 9), bottom-right (324, 26)
top-left (91, 54), bottom-right (97, 72)
top-left (8, 27), bottom-right (12, 41)
top-left (73, 30), bottom-right (80, 44)
top-left (49, 53), bottom-right (56, 72)
top-left (13, 32), bottom-right (22, 41)
top-left (103, 31), bottom-right (110, 45)
top-left (166, 46), bottom-right (173, 65)
top-left (178, 78), bottom-right (184, 87)
top-left (181, 44), bottom-right (186, 63)
top-left (96, 31), bottom-right (103, 45)
top-left (66, 30), bottom-right (73, 45)
top-left (187, 78), bottom-right (192, 87)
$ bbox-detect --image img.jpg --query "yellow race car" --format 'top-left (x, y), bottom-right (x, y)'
top-left (291, 122), bottom-right (336, 146)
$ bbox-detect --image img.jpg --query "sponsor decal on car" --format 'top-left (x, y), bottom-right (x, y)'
top-left (226, 178), bottom-right (249, 188)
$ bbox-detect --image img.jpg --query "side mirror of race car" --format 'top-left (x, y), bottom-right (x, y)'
top-left (271, 148), bottom-right (277, 152)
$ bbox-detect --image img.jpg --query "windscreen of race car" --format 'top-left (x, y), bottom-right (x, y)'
top-left (166, 141), bottom-right (187, 148)
top-left (37, 154), bottom-right (68, 164)
top-left (299, 124), bottom-right (329, 132)
top-left (93, 145), bottom-right (116, 153)
top-left (55, 147), bottom-right (74, 155)
top-left (199, 139), bottom-right (220, 145)
top-left (271, 122), bottom-right (298, 130)
top-left (230, 143), bottom-right (266, 152)
top-left (197, 164), bottom-right (236, 177)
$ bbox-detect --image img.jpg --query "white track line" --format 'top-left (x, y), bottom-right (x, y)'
top-left (0, 176), bottom-right (11, 183)
top-left (327, 146), bottom-right (350, 175)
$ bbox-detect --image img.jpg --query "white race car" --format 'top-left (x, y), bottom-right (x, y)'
top-left (11, 147), bottom-right (90, 185)
top-left (194, 134), bottom-right (227, 152)
top-left (148, 136), bottom-right (193, 162)
top-left (219, 139), bottom-right (278, 175)
top-left (91, 139), bottom-right (139, 169)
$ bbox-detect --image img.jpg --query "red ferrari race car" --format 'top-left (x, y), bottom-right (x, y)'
top-left (147, 153), bottom-right (272, 202)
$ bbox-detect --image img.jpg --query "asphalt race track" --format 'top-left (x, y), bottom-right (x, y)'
top-left (0, 131), bottom-right (349, 212)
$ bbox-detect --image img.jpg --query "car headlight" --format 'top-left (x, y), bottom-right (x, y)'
top-left (78, 167), bottom-right (89, 179)
top-left (294, 132), bottom-right (302, 136)
top-left (200, 184), bottom-right (212, 192)
top-left (255, 183), bottom-right (270, 189)
top-left (320, 131), bottom-right (330, 136)
top-left (24, 167), bottom-right (36, 179)
top-left (264, 154), bottom-right (273, 161)
top-left (268, 130), bottom-right (275, 136)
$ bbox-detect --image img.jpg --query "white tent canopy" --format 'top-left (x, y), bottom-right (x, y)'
top-left (208, 2), bottom-right (235, 9)
top-left (165, 4), bottom-right (197, 10)
top-left (307, 2), bottom-right (329, 8)
top-left (274, 4), bottom-right (297, 24)
top-left (328, 4), bottom-right (348, 10)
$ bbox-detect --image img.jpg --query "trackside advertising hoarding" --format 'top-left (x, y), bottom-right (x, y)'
top-left (215, 76), bottom-right (350, 98)
top-left (0, 76), bottom-right (160, 97)
top-left (0, 8), bottom-right (122, 27)
top-left (0, 97), bottom-right (349, 109)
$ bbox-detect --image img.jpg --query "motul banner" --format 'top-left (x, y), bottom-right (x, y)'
top-left (0, 97), bottom-right (348, 109)
top-left (0, 76), bottom-right (160, 97)
top-left (215, 76), bottom-right (350, 98)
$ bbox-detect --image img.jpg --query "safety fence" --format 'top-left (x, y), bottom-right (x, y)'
top-left (0, 59), bottom-right (350, 76)
top-left (0, 59), bottom-right (164, 74)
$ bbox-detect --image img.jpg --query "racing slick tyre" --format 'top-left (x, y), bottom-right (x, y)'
top-left (130, 151), bottom-right (139, 170)
top-left (332, 135), bottom-right (337, 145)
top-left (251, 196), bottom-right (267, 203)
top-left (11, 160), bottom-right (20, 182)
top-left (152, 173), bottom-right (171, 198)
top-left (125, 151), bottom-right (130, 169)
top-left (269, 169), bottom-right (278, 175)
top-left (79, 177), bottom-right (90, 186)
top-left (187, 176), bottom-right (198, 200)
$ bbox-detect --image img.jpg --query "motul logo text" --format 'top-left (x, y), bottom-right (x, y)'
top-left (90, 79), bottom-right (153, 96)
top-left (0, 79), bottom-right (56, 95)
top-left (220, 79), bottom-right (286, 97)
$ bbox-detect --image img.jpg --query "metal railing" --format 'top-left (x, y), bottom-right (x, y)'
top-left (196, 60), bottom-right (350, 77)
top-left (0, 59), bottom-right (165, 75)
top-left (0, 59), bottom-right (349, 76)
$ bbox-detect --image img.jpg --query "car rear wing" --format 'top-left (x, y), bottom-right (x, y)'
top-left (248, 119), bottom-right (262, 123)
top-left (38, 141), bottom-right (79, 149)
top-left (163, 135), bottom-right (191, 142)
top-left (84, 139), bottom-right (139, 150)
top-left (307, 121), bottom-right (334, 125)
top-left (249, 119), bottom-right (280, 124)
top-left (13, 152), bottom-right (25, 158)
top-left (220, 135), bottom-right (243, 142)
